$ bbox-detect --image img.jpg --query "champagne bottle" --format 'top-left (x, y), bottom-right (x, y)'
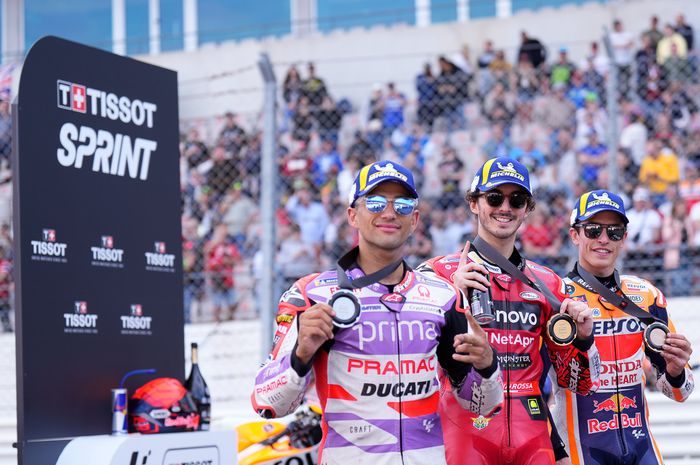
top-left (185, 342), bottom-right (211, 430)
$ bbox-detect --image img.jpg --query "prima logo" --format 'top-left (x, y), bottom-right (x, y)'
top-left (31, 228), bottom-right (68, 263)
top-left (91, 234), bottom-right (125, 268)
top-left (145, 241), bottom-right (176, 272)
top-left (121, 303), bottom-right (152, 335)
top-left (64, 300), bottom-right (98, 334)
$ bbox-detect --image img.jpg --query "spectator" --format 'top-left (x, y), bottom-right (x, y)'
top-left (283, 65), bottom-right (303, 106)
top-left (552, 129), bottom-right (578, 192)
top-left (609, 19), bottom-right (635, 97)
top-left (575, 96), bottom-right (606, 148)
top-left (204, 223), bottom-right (241, 321)
top-left (663, 44), bottom-right (693, 85)
top-left (642, 15), bottom-right (663, 51)
top-left (518, 31), bottom-right (547, 69)
top-left (292, 97), bottom-right (314, 143)
top-left (625, 187), bottom-right (663, 277)
top-left (616, 148), bottom-right (640, 199)
top-left (337, 157), bottom-right (361, 204)
top-left (536, 82), bottom-right (575, 135)
top-left (346, 130), bottom-right (376, 166)
top-left (382, 82), bottom-right (407, 138)
top-left (662, 198), bottom-right (691, 296)
top-left (452, 44), bottom-right (475, 78)
top-left (277, 222), bottom-right (318, 291)
top-left (580, 54), bottom-right (606, 104)
top-left (218, 112), bottom-right (247, 156)
top-left (406, 221), bottom-right (433, 266)
top-left (205, 145), bottom-right (239, 200)
top-left (0, 245), bottom-right (11, 332)
top-left (514, 55), bottom-right (540, 101)
top-left (316, 96), bottom-right (343, 143)
top-left (301, 62), bottom-right (328, 109)
top-left (483, 81), bottom-right (516, 127)
top-left (510, 137), bottom-right (545, 172)
top-left (285, 181), bottom-right (330, 252)
top-left (662, 84), bottom-right (698, 133)
top-left (221, 182), bottom-right (256, 250)
top-left (675, 14), bottom-right (694, 51)
top-left (679, 162), bottom-right (700, 209)
top-left (550, 47), bottom-right (576, 87)
top-left (416, 63), bottom-right (438, 131)
top-left (488, 50), bottom-right (513, 87)
top-left (520, 205), bottom-right (562, 272)
top-left (0, 99), bottom-right (11, 168)
top-left (620, 110), bottom-right (648, 166)
top-left (437, 145), bottom-right (465, 210)
top-left (477, 40), bottom-right (497, 96)
top-left (182, 128), bottom-right (209, 170)
top-left (580, 41), bottom-right (609, 77)
top-left (280, 143), bottom-right (312, 191)
top-left (639, 139), bottom-right (680, 206)
top-left (578, 130), bottom-right (608, 189)
top-left (482, 123), bottom-right (511, 159)
top-left (311, 140), bottom-right (343, 191)
top-left (657, 23), bottom-right (688, 65)
top-left (182, 216), bottom-right (205, 324)
top-left (566, 71), bottom-right (593, 109)
top-left (511, 102), bottom-right (543, 150)
top-left (436, 56), bottom-right (469, 132)
top-left (429, 209), bottom-right (469, 256)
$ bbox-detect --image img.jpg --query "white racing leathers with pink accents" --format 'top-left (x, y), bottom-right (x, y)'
top-left (252, 265), bottom-right (503, 465)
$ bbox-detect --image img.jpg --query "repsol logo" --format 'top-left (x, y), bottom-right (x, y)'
top-left (351, 319), bottom-right (438, 351)
top-left (494, 308), bottom-right (539, 330)
top-left (361, 380), bottom-right (432, 397)
top-left (593, 318), bottom-right (643, 336)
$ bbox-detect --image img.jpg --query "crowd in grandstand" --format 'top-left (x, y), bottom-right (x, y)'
top-left (174, 13), bottom-right (700, 322)
top-left (0, 15), bottom-right (698, 327)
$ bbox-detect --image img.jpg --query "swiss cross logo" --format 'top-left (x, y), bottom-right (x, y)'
top-left (101, 236), bottom-right (114, 249)
top-left (74, 301), bottom-right (88, 314)
top-left (154, 242), bottom-right (166, 254)
top-left (43, 229), bottom-right (56, 242)
top-left (130, 304), bottom-right (142, 316)
top-left (72, 84), bottom-right (86, 113)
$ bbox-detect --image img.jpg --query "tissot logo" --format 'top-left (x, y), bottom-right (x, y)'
top-left (121, 303), bottom-right (152, 335)
top-left (91, 234), bottom-right (125, 268)
top-left (63, 301), bottom-right (98, 334)
top-left (57, 81), bottom-right (86, 113)
top-left (31, 228), bottom-right (68, 263)
top-left (145, 241), bottom-right (176, 272)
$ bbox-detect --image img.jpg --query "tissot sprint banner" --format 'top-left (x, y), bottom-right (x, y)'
top-left (13, 36), bottom-right (184, 464)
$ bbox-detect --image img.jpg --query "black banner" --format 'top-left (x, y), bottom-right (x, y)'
top-left (13, 36), bottom-right (183, 464)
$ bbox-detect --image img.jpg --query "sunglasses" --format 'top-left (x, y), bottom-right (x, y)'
top-left (478, 190), bottom-right (530, 209)
top-left (574, 223), bottom-right (626, 241)
top-left (361, 195), bottom-right (418, 216)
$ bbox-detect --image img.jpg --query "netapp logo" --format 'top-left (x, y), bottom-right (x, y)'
top-left (145, 241), bottom-right (176, 272)
top-left (91, 235), bottom-right (125, 268)
top-left (64, 301), bottom-right (98, 334)
top-left (31, 228), bottom-right (68, 263)
top-left (55, 80), bottom-right (159, 181)
top-left (121, 304), bottom-right (152, 335)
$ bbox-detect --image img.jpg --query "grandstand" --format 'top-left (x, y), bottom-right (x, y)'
top-left (1, 0), bottom-right (700, 463)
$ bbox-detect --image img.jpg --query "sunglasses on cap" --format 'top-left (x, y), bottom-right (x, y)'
top-left (477, 190), bottom-right (531, 209)
top-left (360, 195), bottom-right (418, 216)
top-left (573, 223), bottom-right (626, 241)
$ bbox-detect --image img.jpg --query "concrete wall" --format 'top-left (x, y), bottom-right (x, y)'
top-left (136, 0), bottom-right (699, 131)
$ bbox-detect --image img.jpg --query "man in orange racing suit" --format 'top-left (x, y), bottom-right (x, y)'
top-left (419, 157), bottom-right (601, 465)
top-left (552, 189), bottom-right (694, 465)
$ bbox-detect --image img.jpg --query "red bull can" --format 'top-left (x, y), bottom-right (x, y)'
top-left (111, 388), bottom-right (128, 435)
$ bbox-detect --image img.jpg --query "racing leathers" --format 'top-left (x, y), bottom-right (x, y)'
top-left (552, 266), bottom-right (695, 465)
top-left (419, 246), bottom-right (600, 465)
top-left (252, 262), bottom-right (504, 465)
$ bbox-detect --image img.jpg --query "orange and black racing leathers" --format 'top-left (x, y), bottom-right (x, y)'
top-left (419, 246), bottom-right (600, 465)
top-left (552, 267), bottom-right (694, 465)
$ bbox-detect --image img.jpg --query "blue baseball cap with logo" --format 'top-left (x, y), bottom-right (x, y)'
top-left (470, 157), bottom-right (532, 194)
top-left (349, 160), bottom-right (419, 206)
top-left (570, 189), bottom-right (629, 226)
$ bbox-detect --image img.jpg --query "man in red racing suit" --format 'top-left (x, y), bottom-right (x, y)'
top-left (552, 189), bottom-right (694, 465)
top-left (419, 157), bottom-right (601, 465)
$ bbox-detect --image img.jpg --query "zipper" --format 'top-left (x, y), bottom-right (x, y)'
top-left (505, 296), bottom-right (512, 448)
top-left (609, 313), bottom-right (629, 457)
top-left (394, 310), bottom-right (405, 465)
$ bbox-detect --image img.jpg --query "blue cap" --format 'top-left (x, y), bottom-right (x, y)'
top-left (470, 157), bottom-right (532, 194)
top-left (349, 160), bottom-right (419, 206)
top-left (570, 190), bottom-right (629, 225)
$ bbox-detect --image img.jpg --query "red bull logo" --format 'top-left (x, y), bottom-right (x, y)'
top-left (588, 413), bottom-right (642, 434)
top-left (592, 393), bottom-right (637, 413)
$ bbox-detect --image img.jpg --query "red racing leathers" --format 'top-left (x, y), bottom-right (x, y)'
top-left (419, 246), bottom-right (600, 465)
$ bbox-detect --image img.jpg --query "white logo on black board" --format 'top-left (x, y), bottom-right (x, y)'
top-left (30, 228), bottom-right (68, 263)
top-left (120, 304), bottom-right (152, 336)
top-left (90, 234), bottom-right (125, 268)
top-left (145, 241), bottom-right (176, 273)
top-left (63, 301), bottom-right (98, 334)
